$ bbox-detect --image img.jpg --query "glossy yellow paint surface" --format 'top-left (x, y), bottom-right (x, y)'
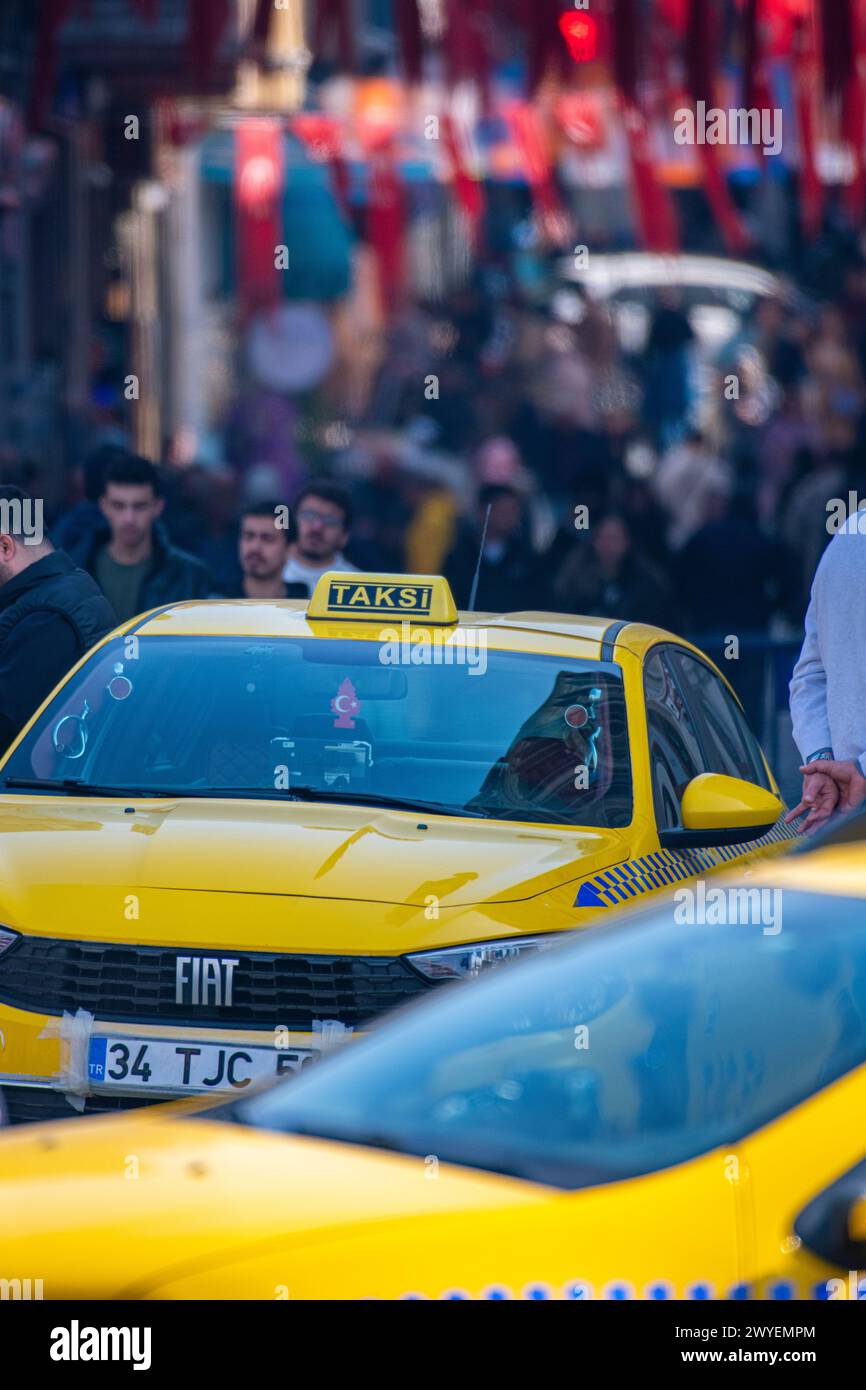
top-left (681, 772), bottom-right (781, 831)
top-left (0, 1058), bottom-right (859, 1299)
top-left (0, 598), bottom-right (796, 1100)
top-left (4, 825), bottom-right (865, 1301)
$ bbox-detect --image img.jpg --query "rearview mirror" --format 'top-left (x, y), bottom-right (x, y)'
top-left (658, 772), bottom-right (782, 850)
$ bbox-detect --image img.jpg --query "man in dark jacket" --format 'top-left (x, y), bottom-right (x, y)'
top-left (70, 451), bottom-right (212, 622)
top-left (444, 484), bottom-right (544, 612)
top-left (0, 485), bottom-right (116, 750)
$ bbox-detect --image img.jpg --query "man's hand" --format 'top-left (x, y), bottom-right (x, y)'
top-left (784, 768), bottom-right (840, 833)
top-left (787, 758), bottom-right (866, 832)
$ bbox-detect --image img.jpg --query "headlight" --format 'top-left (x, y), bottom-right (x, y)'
top-left (406, 934), bottom-right (556, 981)
top-left (0, 927), bottom-right (19, 958)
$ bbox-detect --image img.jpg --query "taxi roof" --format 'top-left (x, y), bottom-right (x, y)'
top-left (124, 600), bottom-right (676, 658)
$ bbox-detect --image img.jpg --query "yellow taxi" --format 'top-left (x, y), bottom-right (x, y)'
top-left (0, 837), bottom-right (862, 1300)
top-left (0, 572), bottom-right (793, 1122)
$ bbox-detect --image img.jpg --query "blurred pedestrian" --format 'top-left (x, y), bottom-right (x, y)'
top-left (551, 512), bottom-right (673, 628)
top-left (52, 444), bottom-right (122, 555)
top-left (70, 452), bottom-right (212, 622)
top-left (676, 488), bottom-right (792, 727)
top-left (445, 484), bottom-right (543, 612)
top-left (282, 482), bottom-right (356, 596)
top-left (230, 501), bottom-right (300, 599)
top-left (0, 485), bottom-right (114, 750)
top-left (640, 289), bottom-right (696, 451)
top-left (652, 429), bottom-right (732, 551)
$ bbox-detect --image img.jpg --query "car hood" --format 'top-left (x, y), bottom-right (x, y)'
top-left (0, 795), bottom-right (628, 922)
top-left (0, 1109), bottom-right (544, 1299)
top-left (0, 1107), bottom-right (741, 1300)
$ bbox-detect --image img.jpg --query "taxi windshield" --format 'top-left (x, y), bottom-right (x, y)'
top-left (238, 891), bottom-right (866, 1189)
top-left (1, 635), bottom-right (632, 828)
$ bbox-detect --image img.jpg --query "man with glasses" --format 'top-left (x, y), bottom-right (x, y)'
top-left (282, 482), bottom-right (356, 597)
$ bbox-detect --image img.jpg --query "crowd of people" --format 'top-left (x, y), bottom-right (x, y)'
top-left (6, 238), bottom-right (866, 754)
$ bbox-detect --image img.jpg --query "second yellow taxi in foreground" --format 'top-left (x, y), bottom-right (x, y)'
top-left (1, 835), bottom-right (864, 1300)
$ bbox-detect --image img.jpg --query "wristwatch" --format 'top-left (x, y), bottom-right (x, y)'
top-left (806, 748), bottom-right (833, 764)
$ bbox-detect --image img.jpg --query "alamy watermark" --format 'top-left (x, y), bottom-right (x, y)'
top-left (674, 881), bottom-right (782, 936)
top-left (50, 1321), bottom-right (152, 1370)
top-left (0, 1276), bottom-right (43, 1299)
top-left (674, 102), bottom-right (782, 158)
top-left (378, 620), bottom-right (488, 676)
top-left (827, 492), bottom-right (866, 534)
top-left (0, 495), bottom-right (43, 545)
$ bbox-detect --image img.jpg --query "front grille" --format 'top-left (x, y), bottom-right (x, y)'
top-left (1, 1086), bottom-right (154, 1126)
top-left (0, 936), bottom-right (433, 1029)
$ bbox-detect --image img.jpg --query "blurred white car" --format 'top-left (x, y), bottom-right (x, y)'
top-left (555, 252), bottom-right (785, 356)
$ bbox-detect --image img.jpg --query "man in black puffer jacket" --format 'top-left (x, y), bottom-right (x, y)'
top-left (68, 451), bottom-right (213, 623)
top-left (0, 485), bottom-right (116, 751)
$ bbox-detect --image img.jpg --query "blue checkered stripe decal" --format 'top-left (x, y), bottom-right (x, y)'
top-left (391, 1275), bottom-right (864, 1300)
top-left (574, 817), bottom-right (800, 909)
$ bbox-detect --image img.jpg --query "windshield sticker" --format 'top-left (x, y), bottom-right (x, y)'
top-left (330, 677), bottom-right (360, 729)
top-left (564, 703), bottom-right (588, 729)
top-left (107, 663), bottom-right (133, 702)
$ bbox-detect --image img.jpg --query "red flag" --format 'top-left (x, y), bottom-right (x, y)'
top-left (684, 0), bottom-right (751, 254)
top-left (609, 0), bottom-right (679, 253)
top-left (291, 113), bottom-right (350, 220)
top-left (622, 102), bottom-right (680, 253)
top-left (507, 101), bottom-right (571, 244)
top-left (842, 4), bottom-right (866, 219)
top-left (741, 0), bottom-right (776, 131)
top-left (368, 146), bottom-right (405, 316)
top-left (792, 11), bottom-right (823, 238)
top-left (442, 112), bottom-right (485, 249)
top-left (235, 119), bottom-right (285, 320)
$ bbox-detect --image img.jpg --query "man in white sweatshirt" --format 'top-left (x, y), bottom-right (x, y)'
top-left (787, 510), bottom-right (866, 832)
top-left (282, 481), bottom-right (356, 596)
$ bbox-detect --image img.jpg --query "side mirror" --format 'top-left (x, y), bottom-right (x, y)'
top-left (795, 1159), bottom-right (866, 1284)
top-left (658, 772), bottom-right (782, 850)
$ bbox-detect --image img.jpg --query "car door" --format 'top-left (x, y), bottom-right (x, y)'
top-left (643, 644), bottom-right (790, 871)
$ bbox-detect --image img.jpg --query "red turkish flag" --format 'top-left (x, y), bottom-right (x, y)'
top-left (442, 113), bottom-right (485, 249)
top-left (368, 147), bottom-right (406, 316)
top-left (621, 101), bottom-right (680, 253)
top-left (235, 120), bottom-right (284, 320)
top-left (683, 0), bottom-right (750, 255)
top-left (792, 10), bottom-right (823, 237)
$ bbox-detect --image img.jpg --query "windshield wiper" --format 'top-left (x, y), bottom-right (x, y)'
top-left (283, 786), bottom-right (487, 819)
top-left (2, 778), bottom-right (485, 817)
top-left (2, 777), bottom-right (169, 797)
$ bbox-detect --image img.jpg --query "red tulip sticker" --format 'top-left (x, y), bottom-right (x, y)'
top-left (331, 678), bottom-right (360, 729)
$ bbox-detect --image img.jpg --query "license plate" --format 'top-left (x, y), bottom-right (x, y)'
top-left (87, 1036), bottom-right (314, 1096)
